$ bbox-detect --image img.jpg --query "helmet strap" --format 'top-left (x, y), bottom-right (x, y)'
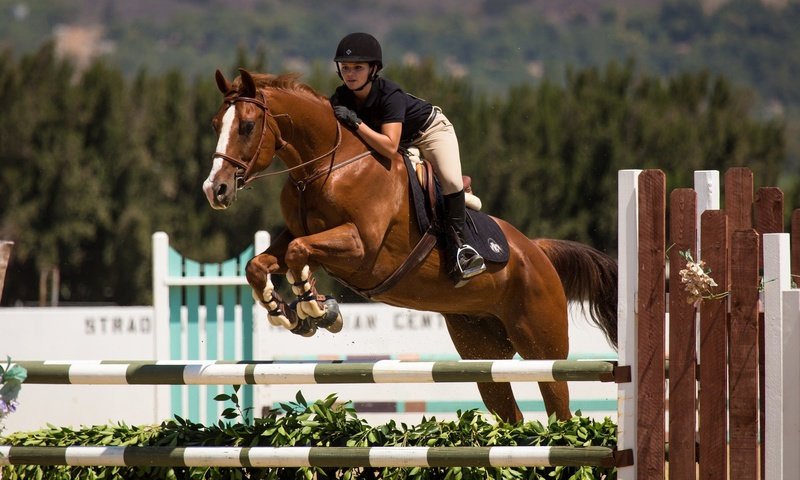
top-left (351, 79), bottom-right (371, 92)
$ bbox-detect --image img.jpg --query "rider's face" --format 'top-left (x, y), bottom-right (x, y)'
top-left (339, 62), bottom-right (371, 90)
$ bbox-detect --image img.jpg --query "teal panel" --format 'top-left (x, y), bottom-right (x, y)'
top-left (184, 260), bottom-right (201, 423)
top-left (220, 258), bottom-right (238, 361)
top-left (167, 247), bottom-right (183, 418)
top-left (220, 258), bottom-right (238, 417)
top-left (164, 240), bottom-right (258, 424)
top-left (203, 262), bottom-right (221, 424)
top-left (238, 246), bottom-right (254, 418)
top-left (167, 246), bottom-right (183, 276)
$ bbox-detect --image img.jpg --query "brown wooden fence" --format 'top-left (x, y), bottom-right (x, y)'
top-left (619, 168), bottom-right (799, 480)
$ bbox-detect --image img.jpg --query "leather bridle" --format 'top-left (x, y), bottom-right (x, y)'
top-left (212, 89), bottom-right (375, 234)
top-left (212, 90), bottom-right (347, 189)
top-left (213, 91), bottom-right (287, 188)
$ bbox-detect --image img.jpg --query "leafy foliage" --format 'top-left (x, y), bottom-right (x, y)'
top-left (0, 392), bottom-right (619, 480)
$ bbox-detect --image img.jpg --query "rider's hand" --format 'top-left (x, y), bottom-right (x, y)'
top-left (333, 106), bottom-right (362, 130)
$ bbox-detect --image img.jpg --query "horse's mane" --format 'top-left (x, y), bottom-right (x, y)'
top-left (233, 72), bottom-right (329, 103)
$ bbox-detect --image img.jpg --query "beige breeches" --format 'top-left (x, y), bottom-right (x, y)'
top-left (412, 111), bottom-right (463, 195)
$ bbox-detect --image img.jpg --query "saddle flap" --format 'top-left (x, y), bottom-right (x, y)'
top-left (462, 210), bottom-right (509, 264)
top-left (402, 153), bottom-right (508, 264)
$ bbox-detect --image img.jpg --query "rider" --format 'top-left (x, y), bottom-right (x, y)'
top-left (329, 32), bottom-right (485, 287)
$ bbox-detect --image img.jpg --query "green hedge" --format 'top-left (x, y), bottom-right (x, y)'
top-left (0, 392), bottom-right (618, 480)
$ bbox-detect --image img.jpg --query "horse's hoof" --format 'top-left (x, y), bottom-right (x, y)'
top-left (324, 315), bottom-right (343, 333)
top-left (317, 297), bottom-right (343, 333)
top-left (290, 316), bottom-right (318, 337)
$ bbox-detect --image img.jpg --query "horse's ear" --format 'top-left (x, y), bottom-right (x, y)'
top-left (215, 69), bottom-right (231, 94)
top-left (239, 68), bottom-right (257, 98)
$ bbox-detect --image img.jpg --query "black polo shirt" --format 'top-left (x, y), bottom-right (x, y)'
top-left (330, 77), bottom-right (433, 148)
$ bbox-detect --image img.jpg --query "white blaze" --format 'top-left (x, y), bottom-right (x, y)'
top-left (202, 106), bottom-right (237, 203)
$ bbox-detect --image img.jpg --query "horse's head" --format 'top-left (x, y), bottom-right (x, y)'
top-left (203, 68), bottom-right (286, 209)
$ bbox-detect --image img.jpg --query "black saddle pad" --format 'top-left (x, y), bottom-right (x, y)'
top-left (404, 154), bottom-right (509, 264)
top-left (462, 209), bottom-right (509, 263)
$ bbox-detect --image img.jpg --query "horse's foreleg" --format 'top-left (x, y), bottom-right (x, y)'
top-left (245, 229), bottom-right (303, 332)
top-left (286, 265), bottom-right (324, 319)
top-left (283, 265), bottom-right (342, 335)
top-left (246, 228), bottom-right (294, 288)
top-left (284, 223), bottom-right (364, 334)
top-left (247, 253), bottom-right (302, 332)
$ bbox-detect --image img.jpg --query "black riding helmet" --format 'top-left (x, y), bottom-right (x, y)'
top-left (334, 32), bottom-right (383, 90)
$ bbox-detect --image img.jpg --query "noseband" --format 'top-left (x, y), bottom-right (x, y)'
top-left (212, 90), bottom-right (347, 189)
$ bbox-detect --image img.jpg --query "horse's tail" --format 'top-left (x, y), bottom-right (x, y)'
top-left (533, 239), bottom-right (618, 350)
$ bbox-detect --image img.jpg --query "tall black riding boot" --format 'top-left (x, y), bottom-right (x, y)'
top-left (443, 189), bottom-right (486, 287)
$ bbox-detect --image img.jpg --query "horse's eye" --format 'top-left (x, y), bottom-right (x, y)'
top-left (240, 121), bottom-right (255, 136)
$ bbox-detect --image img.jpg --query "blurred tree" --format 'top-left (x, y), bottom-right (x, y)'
top-left (0, 43), bottom-right (99, 305)
top-left (457, 60), bottom-right (784, 253)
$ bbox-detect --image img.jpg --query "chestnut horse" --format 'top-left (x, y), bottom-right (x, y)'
top-left (203, 69), bottom-right (617, 422)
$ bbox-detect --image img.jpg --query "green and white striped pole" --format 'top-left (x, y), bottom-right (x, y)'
top-left (13, 359), bottom-right (621, 385)
top-left (0, 445), bottom-right (623, 468)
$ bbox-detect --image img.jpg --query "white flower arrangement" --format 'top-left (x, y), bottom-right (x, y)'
top-left (678, 250), bottom-right (728, 306)
top-left (0, 357), bottom-right (27, 434)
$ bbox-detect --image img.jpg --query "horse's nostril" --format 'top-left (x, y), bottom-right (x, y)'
top-left (215, 183), bottom-right (227, 199)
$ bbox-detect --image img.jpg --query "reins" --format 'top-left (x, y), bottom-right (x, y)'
top-left (289, 150), bottom-right (374, 191)
top-left (244, 121), bottom-right (343, 185)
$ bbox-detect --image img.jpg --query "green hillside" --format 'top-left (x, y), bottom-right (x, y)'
top-left (2, 0), bottom-right (798, 165)
top-left (0, 1), bottom-right (797, 100)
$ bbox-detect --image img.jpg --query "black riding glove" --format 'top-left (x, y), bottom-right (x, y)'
top-left (333, 106), bottom-right (362, 130)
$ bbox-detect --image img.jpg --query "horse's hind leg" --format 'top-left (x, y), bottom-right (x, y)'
top-left (503, 291), bottom-right (572, 420)
top-left (444, 314), bottom-right (523, 423)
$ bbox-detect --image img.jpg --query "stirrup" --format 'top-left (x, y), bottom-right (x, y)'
top-left (452, 244), bottom-right (486, 287)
